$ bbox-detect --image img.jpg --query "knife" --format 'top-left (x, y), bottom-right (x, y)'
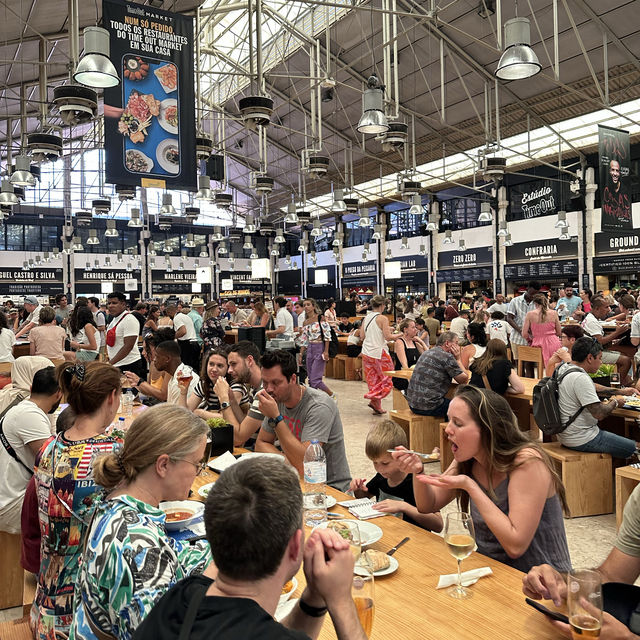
top-left (387, 536), bottom-right (409, 556)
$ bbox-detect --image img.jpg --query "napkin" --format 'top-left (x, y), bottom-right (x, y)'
top-left (208, 450), bottom-right (237, 472)
top-left (436, 567), bottom-right (493, 589)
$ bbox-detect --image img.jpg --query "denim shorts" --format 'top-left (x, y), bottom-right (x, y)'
top-left (566, 429), bottom-right (637, 458)
top-left (409, 397), bottom-right (450, 419)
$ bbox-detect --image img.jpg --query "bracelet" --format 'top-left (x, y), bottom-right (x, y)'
top-left (299, 598), bottom-right (327, 617)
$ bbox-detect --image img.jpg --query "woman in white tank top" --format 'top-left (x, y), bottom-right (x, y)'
top-left (358, 295), bottom-right (401, 415)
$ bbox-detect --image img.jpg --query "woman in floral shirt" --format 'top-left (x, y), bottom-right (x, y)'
top-left (70, 404), bottom-right (211, 640)
top-left (31, 361), bottom-right (123, 640)
top-left (199, 302), bottom-right (226, 351)
top-left (297, 298), bottom-right (334, 398)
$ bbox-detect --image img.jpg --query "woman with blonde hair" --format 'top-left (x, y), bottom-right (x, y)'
top-left (522, 293), bottom-right (562, 364)
top-left (31, 361), bottom-right (122, 640)
top-left (359, 295), bottom-right (401, 414)
top-left (250, 300), bottom-right (273, 329)
top-left (70, 404), bottom-right (211, 640)
top-left (394, 385), bottom-right (570, 573)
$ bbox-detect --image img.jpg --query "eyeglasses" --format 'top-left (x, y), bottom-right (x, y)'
top-left (172, 458), bottom-right (207, 476)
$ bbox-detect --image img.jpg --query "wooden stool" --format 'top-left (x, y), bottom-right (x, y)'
top-left (390, 410), bottom-right (441, 453)
top-left (325, 358), bottom-right (335, 378)
top-left (439, 422), bottom-right (453, 472)
top-left (517, 345), bottom-right (545, 378)
top-left (0, 616), bottom-right (32, 640)
top-left (333, 355), bottom-right (347, 380)
top-left (615, 465), bottom-right (640, 530)
top-left (0, 531), bottom-right (24, 609)
top-left (344, 357), bottom-right (359, 381)
top-left (542, 442), bottom-right (613, 517)
top-left (392, 388), bottom-right (409, 411)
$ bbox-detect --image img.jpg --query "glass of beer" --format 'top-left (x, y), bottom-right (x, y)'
top-left (567, 569), bottom-right (602, 640)
top-left (177, 365), bottom-right (193, 389)
top-left (352, 570), bottom-right (374, 638)
top-left (443, 511), bottom-right (476, 599)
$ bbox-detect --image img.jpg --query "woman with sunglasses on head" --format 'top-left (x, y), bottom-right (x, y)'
top-left (31, 361), bottom-right (123, 640)
top-left (178, 348), bottom-right (250, 420)
top-left (394, 385), bottom-right (571, 573)
top-left (70, 405), bottom-right (212, 640)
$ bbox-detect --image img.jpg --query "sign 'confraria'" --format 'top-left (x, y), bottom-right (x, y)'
top-left (505, 238), bottom-right (576, 263)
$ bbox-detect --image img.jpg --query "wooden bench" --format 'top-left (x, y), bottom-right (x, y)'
top-left (0, 531), bottom-right (24, 609)
top-left (390, 410), bottom-right (441, 453)
top-left (344, 356), bottom-right (362, 381)
top-left (541, 442), bottom-right (613, 518)
top-left (392, 388), bottom-right (409, 411)
top-left (615, 465), bottom-right (640, 530)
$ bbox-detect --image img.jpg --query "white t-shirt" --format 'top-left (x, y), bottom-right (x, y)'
top-left (275, 307), bottom-right (294, 335)
top-left (581, 313), bottom-right (604, 337)
top-left (0, 327), bottom-right (16, 362)
top-left (487, 302), bottom-right (509, 316)
top-left (173, 313), bottom-right (196, 341)
top-left (556, 363), bottom-right (600, 447)
top-left (0, 399), bottom-right (51, 533)
top-left (93, 310), bottom-right (106, 348)
top-left (27, 304), bottom-right (42, 326)
top-left (166, 367), bottom-right (200, 405)
top-left (630, 313), bottom-right (640, 340)
top-left (106, 311), bottom-right (141, 365)
top-left (487, 319), bottom-right (509, 344)
top-left (450, 317), bottom-right (469, 342)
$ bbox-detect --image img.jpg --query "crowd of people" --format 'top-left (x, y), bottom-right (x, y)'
top-left (0, 284), bottom-right (640, 638)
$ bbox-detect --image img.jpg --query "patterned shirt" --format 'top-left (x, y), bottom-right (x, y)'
top-left (70, 495), bottom-right (211, 640)
top-left (32, 432), bottom-right (121, 640)
top-left (193, 379), bottom-right (250, 411)
top-left (406, 347), bottom-right (463, 411)
top-left (200, 317), bottom-right (226, 351)
top-left (296, 319), bottom-right (332, 347)
top-left (507, 295), bottom-right (535, 346)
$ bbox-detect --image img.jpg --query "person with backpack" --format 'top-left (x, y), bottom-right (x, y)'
top-left (297, 298), bottom-right (336, 400)
top-left (554, 336), bottom-right (639, 457)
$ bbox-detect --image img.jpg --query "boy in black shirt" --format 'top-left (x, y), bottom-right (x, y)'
top-left (337, 313), bottom-right (354, 334)
top-left (349, 420), bottom-right (443, 531)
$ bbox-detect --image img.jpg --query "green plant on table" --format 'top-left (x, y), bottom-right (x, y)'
top-left (206, 417), bottom-right (228, 429)
top-left (588, 364), bottom-right (615, 379)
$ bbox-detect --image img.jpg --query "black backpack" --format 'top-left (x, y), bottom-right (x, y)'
top-left (532, 365), bottom-right (586, 436)
top-left (320, 316), bottom-right (339, 358)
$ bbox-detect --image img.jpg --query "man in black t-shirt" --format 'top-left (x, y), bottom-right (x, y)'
top-left (336, 313), bottom-right (354, 335)
top-left (133, 458), bottom-right (368, 640)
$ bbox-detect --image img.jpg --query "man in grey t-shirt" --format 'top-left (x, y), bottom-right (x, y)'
top-left (255, 349), bottom-right (351, 492)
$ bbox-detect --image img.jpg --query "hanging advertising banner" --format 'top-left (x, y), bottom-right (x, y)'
top-left (103, 0), bottom-right (196, 191)
top-left (509, 179), bottom-right (558, 220)
top-left (598, 125), bottom-right (631, 231)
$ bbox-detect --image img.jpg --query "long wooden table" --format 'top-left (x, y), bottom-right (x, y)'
top-left (191, 456), bottom-right (558, 640)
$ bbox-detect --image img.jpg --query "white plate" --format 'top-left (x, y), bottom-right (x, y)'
top-left (354, 554), bottom-right (398, 577)
top-left (156, 138), bottom-right (180, 173)
top-left (315, 519), bottom-right (383, 547)
top-left (197, 482), bottom-right (215, 499)
top-left (303, 494), bottom-right (337, 509)
top-left (125, 149), bottom-right (153, 173)
top-left (278, 576), bottom-right (298, 607)
top-left (158, 98), bottom-right (178, 134)
top-left (160, 499), bottom-right (204, 531)
top-left (275, 598), bottom-right (298, 622)
top-left (239, 452), bottom-right (286, 462)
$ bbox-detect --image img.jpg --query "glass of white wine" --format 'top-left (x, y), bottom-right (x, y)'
top-left (567, 569), bottom-right (602, 640)
top-left (443, 511), bottom-right (476, 599)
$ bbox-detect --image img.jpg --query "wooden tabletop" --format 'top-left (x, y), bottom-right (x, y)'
top-left (191, 455), bottom-right (558, 640)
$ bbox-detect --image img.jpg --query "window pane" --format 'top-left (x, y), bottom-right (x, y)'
top-left (24, 225), bottom-right (40, 252)
top-left (6, 224), bottom-right (23, 250)
top-left (41, 225), bottom-right (59, 252)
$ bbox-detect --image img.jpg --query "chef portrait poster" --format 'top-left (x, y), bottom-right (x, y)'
top-left (103, 0), bottom-right (196, 190)
top-left (598, 125), bottom-right (632, 232)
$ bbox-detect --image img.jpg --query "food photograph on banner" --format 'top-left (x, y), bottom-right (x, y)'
top-left (598, 124), bottom-right (631, 232)
top-left (103, 0), bottom-right (196, 190)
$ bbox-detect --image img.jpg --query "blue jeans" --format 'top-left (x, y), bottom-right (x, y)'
top-left (566, 429), bottom-right (637, 458)
top-left (409, 397), bottom-right (450, 418)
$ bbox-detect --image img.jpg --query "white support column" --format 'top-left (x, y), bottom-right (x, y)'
top-left (497, 185), bottom-right (508, 293)
top-left (584, 167), bottom-right (597, 289)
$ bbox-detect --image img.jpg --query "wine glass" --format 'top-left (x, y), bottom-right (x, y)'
top-left (443, 511), bottom-right (476, 599)
top-left (567, 569), bottom-right (602, 640)
top-left (330, 520), bottom-right (361, 562)
top-left (352, 565), bottom-right (374, 638)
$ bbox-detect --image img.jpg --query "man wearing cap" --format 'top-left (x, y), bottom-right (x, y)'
top-left (15, 296), bottom-right (43, 339)
top-left (189, 298), bottom-right (205, 346)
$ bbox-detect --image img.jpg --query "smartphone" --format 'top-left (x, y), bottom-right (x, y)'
top-left (525, 598), bottom-right (569, 624)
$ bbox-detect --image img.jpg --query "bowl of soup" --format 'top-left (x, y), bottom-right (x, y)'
top-left (160, 500), bottom-right (205, 531)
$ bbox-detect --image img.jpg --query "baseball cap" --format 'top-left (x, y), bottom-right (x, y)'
top-left (24, 296), bottom-right (38, 305)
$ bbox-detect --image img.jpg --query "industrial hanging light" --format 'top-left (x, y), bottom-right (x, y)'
top-left (128, 208), bottom-right (143, 228)
top-left (249, 248), bottom-right (259, 259)
top-left (478, 201), bottom-right (493, 222)
top-left (495, 17), bottom-right (541, 81)
top-left (284, 202), bottom-right (299, 224)
top-left (199, 245), bottom-right (208, 258)
top-left (184, 233), bottom-right (196, 248)
top-left (372, 224), bottom-right (382, 241)
top-left (163, 241), bottom-right (172, 254)
top-left (105, 220), bottom-right (118, 237)
top-left (331, 188), bottom-right (347, 213)
top-left (357, 75), bottom-right (389, 134)
top-left (419, 244), bottom-right (426, 256)
top-left (10, 155), bottom-right (36, 187)
top-left (149, 257), bottom-right (156, 268)
top-left (558, 226), bottom-right (570, 241)
top-left (457, 238), bottom-right (466, 252)
top-left (166, 258), bottom-right (173, 273)
top-left (0, 180), bottom-right (19, 206)
top-left (42, 252), bottom-right (50, 263)
top-left (148, 246), bottom-right (157, 257)
top-left (386, 247), bottom-right (392, 259)
top-left (22, 261), bottom-right (30, 271)
top-left (86, 228), bottom-right (100, 245)
top-left (71, 236), bottom-right (84, 251)
top-left (117, 250), bottom-right (124, 262)
top-left (244, 214), bottom-right (257, 233)
top-left (242, 236), bottom-right (253, 250)
top-left (34, 255), bottom-right (42, 266)
top-left (195, 175), bottom-right (212, 201)
top-left (358, 208), bottom-right (371, 227)
top-left (443, 229), bottom-right (454, 244)
top-left (497, 220), bottom-right (508, 237)
top-left (408, 194), bottom-right (423, 216)
top-left (426, 214), bottom-right (438, 232)
top-left (298, 240), bottom-right (307, 253)
top-left (85, 261), bottom-right (92, 271)
top-left (74, 27), bottom-right (120, 88)
top-left (310, 219), bottom-right (322, 237)
top-left (503, 232), bottom-right (513, 246)
top-left (52, 248), bottom-right (60, 259)
top-left (284, 254), bottom-right (291, 265)
top-left (555, 210), bottom-right (567, 228)
top-left (62, 241), bottom-right (72, 255)
top-left (211, 226), bottom-right (224, 242)
top-left (270, 245), bottom-right (278, 256)
top-left (401, 236), bottom-right (409, 250)
top-left (217, 242), bottom-right (228, 255)
top-left (159, 193), bottom-right (176, 215)
top-left (274, 228), bottom-right (286, 244)
top-left (227, 252), bottom-right (235, 265)
top-left (94, 259), bottom-right (100, 270)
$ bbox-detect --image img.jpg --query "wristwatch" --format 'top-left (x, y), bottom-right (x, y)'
top-left (268, 414), bottom-right (284, 428)
top-left (220, 401), bottom-right (231, 410)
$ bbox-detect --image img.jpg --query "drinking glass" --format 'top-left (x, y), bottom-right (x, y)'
top-left (329, 519), bottom-right (361, 562)
top-left (443, 511), bottom-right (476, 599)
top-left (177, 365), bottom-right (193, 389)
top-left (567, 569), bottom-right (602, 640)
top-left (352, 569), bottom-right (374, 638)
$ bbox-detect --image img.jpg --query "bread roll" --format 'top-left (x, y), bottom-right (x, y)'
top-left (362, 549), bottom-right (390, 572)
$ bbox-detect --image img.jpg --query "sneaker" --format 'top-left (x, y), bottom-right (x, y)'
top-left (330, 393), bottom-right (338, 403)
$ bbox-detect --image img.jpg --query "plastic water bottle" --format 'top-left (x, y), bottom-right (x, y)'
top-left (303, 439), bottom-right (327, 527)
top-left (122, 389), bottom-right (134, 418)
